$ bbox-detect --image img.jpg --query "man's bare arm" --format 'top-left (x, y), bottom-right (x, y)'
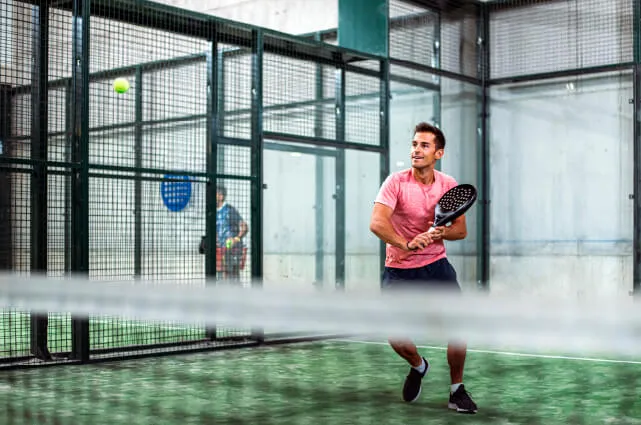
top-left (439, 215), bottom-right (467, 241)
top-left (238, 221), bottom-right (248, 239)
top-left (369, 203), bottom-right (409, 250)
top-left (370, 203), bottom-right (433, 250)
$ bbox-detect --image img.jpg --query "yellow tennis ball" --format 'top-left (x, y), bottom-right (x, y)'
top-left (113, 78), bottom-right (129, 94)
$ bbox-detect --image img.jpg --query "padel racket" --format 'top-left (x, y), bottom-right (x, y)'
top-left (427, 184), bottom-right (477, 234)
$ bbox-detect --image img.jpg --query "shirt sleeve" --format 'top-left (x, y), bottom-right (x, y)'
top-left (445, 176), bottom-right (458, 191)
top-left (228, 206), bottom-right (243, 234)
top-left (374, 174), bottom-right (400, 210)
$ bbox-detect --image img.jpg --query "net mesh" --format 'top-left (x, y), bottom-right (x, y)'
top-left (1, 274), bottom-right (641, 424)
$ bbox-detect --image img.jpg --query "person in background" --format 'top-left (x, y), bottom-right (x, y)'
top-left (199, 184), bottom-right (248, 280)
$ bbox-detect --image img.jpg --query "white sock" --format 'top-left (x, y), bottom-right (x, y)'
top-left (412, 358), bottom-right (426, 374)
top-left (451, 383), bottom-right (462, 394)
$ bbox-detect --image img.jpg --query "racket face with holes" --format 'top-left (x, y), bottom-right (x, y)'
top-left (432, 184), bottom-right (477, 227)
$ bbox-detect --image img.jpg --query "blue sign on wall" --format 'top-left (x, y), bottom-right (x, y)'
top-left (160, 175), bottom-right (192, 212)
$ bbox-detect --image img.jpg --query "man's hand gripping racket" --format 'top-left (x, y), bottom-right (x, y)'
top-left (407, 184), bottom-right (478, 251)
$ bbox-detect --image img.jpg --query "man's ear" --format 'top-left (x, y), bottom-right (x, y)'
top-left (435, 148), bottom-right (444, 160)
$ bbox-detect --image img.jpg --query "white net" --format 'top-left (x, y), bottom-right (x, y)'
top-left (2, 272), bottom-right (640, 357)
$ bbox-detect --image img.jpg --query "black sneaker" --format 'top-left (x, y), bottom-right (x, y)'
top-left (402, 357), bottom-right (430, 402)
top-left (448, 384), bottom-right (478, 414)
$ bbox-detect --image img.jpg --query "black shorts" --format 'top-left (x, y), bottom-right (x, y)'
top-left (382, 258), bottom-right (461, 293)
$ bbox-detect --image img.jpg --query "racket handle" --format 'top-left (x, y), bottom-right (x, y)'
top-left (427, 226), bottom-right (437, 234)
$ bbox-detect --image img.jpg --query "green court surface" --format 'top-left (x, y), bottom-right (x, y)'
top-left (1, 339), bottom-right (640, 424)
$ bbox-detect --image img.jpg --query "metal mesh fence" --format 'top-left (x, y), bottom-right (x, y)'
top-left (0, 0), bottom-right (387, 364)
top-left (489, 0), bottom-right (635, 80)
top-left (222, 44), bottom-right (252, 141)
top-left (263, 53), bottom-right (333, 140)
top-left (389, 0), bottom-right (479, 79)
top-left (389, 0), bottom-right (438, 68)
top-left (84, 1), bottom-right (211, 357)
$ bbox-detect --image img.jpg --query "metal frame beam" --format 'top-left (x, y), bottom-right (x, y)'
top-left (634, 65), bottom-right (641, 297)
top-left (69, 0), bottom-right (91, 362)
top-left (379, 59), bottom-right (391, 285)
top-left (0, 85), bottom-right (11, 271)
top-left (433, 8), bottom-right (442, 172)
top-left (314, 34), bottom-right (326, 288)
top-left (476, 2), bottom-right (490, 291)
top-left (250, 29), bottom-right (265, 341)
top-left (335, 67), bottom-right (346, 290)
top-left (391, 58), bottom-right (481, 85)
top-left (29, 0), bottom-right (51, 361)
top-left (205, 25), bottom-right (219, 340)
top-left (633, 0), bottom-right (641, 296)
top-left (489, 63), bottom-right (635, 86)
top-left (264, 132), bottom-right (385, 154)
top-left (133, 66), bottom-right (143, 280)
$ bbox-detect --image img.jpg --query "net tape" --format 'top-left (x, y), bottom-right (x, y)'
top-left (1, 273), bottom-right (640, 357)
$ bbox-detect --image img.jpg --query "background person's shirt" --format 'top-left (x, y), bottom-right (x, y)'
top-left (216, 203), bottom-right (244, 248)
top-left (374, 168), bottom-right (457, 269)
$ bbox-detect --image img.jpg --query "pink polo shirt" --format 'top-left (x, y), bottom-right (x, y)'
top-left (374, 169), bottom-right (458, 269)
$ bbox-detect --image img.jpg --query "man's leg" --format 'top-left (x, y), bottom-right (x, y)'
top-left (388, 338), bottom-right (422, 368)
top-left (383, 267), bottom-right (430, 403)
top-left (427, 258), bottom-right (477, 414)
top-left (447, 341), bottom-right (466, 387)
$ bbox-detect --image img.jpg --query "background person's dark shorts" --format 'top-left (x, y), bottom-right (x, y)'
top-left (382, 258), bottom-right (461, 293)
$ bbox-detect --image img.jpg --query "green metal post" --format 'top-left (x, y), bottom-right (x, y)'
top-left (0, 85), bottom-right (11, 270)
top-left (338, 0), bottom-right (389, 57)
top-left (476, 3), bottom-right (490, 291)
top-left (205, 26), bottom-right (219, 339)
top-left (633, 0), bottom-right (641, 296)
top-left (70, 0), bottom-right (91, 362)
top-left (134, 66), bottom-right (143, 279)
top-left (64, 83), bottom-right (71, 275)
top-left (250, 29), bottom-right (265, 341)
top-left (335, 65), bottom-right (346, 290)
top-left (433, 9), bottom-right (442, 172)
top-left (314, 32), bottom-right (325, 289)
top-left (379, 59), bottom-right (390, 285)
top-left (216, 48), bottom-right (226, 173)
top-left (30, 0), bottom-right (51, 361)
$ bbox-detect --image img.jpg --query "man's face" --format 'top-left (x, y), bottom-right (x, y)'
top-left (411, 131), bottom-right (443, 170)
top-left (216, 191), bottom-right (224, 205)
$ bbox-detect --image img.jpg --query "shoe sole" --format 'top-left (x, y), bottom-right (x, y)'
top-left (448, 402), bottom-right (477, 414)
top-left (404, 387), bottom-right (421, 403)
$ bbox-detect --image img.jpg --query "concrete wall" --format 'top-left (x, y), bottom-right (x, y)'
top-left (489, 73), bottom-right (633, 297)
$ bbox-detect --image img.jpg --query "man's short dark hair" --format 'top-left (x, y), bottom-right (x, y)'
top-left (216, 184), bottom-right (227, 198)
top-left (414, 122), bottom-right (446, 150)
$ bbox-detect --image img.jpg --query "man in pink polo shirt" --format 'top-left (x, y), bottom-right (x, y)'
top-left (369, 122), bottom-right (477, 414)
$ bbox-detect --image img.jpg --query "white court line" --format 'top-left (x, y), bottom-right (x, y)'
top-left (331, 338), bottom-right (641, 365)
